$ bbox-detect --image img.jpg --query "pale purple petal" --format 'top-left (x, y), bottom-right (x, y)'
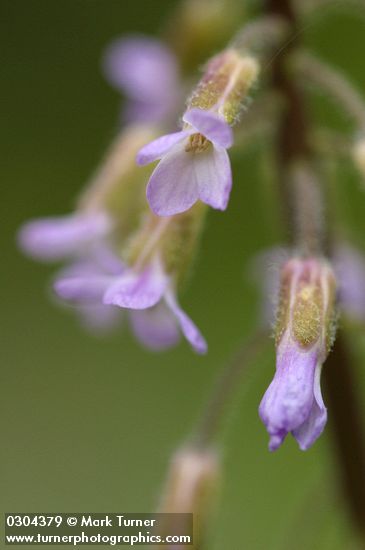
top-left (333, 243), bottom-right (365, 322)
top-left (54, 275), bottom-right (114, 304)
top-left (165, 289), bottom-right (207, 354)
top-left (259, 335), bottom-right (319, 451)
top-left (103, 36), bottom-right (178, 102)
top-left (18, 212), bottom-right (111, 262)
top-left (146, 141), bottom-right (201, 216)
top-left (53, 253), bottom-right (124, 304)
top-left (183, 108), bottom-right (233, 148)
top-left (292, 364), bottom-right (327, 450)
top-left (104, 260), bottom-right (168, 310)
top-left (129, 302), bottom-right (180, 351)
top-left (196, 146), bottom-right (232, 211)
top-left (146, 141), bottom-right (232, 216)
top-left (136, 131), bottom-right (189, 165)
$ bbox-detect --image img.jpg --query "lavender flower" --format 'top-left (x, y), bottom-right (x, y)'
top-left (54, 254), bottom-right (123, 333)
top-left (103, 255), bottom-right (207, 354)
top-left (18, 212), bottom-right (112, 262)
top-left (17, 126), bottom-right (191, 350)
top-left (54, 254), bottom-right (182, 350)
top-left (259, 258), bottom-right (337, 451)
top-left (137, 49), bottom-right (259, 216)
top-left (53, 214), bottom-right (207, 353)
top-left (103, 36), bottom-right (181, 125)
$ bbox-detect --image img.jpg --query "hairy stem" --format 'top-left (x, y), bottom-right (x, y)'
top-left (231, 15), bottom-right (289, 55)
top-left (192, 330), bottom-right (268, 448)
top-left (266, 0), bottom-right (312, 245)
top-left (294, 52), bottom-right (365, 129)
top-left (267, 0), bottom-right (365, 538)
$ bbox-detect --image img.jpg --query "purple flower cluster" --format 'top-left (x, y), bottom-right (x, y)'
top-left (19, 211), bottom-right (206, 353)
top-left (19, 31), bottom-right (359, 454)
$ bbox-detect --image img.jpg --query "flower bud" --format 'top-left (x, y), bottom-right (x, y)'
top-left (260, 257), bottom-right (337, 451)
top-left (188, 49), bottom-right (259, 126)
top-left (157, 447), bottom-right (220, 547)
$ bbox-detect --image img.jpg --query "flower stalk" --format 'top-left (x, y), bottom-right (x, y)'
top-left (192, 330), bottom-right (268, 449)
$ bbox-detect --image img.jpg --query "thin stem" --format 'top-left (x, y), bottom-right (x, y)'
top-left (192, 330), bottom-right (269, 449)
top-left (324, 333), bottom-right (365, 539)
top-left (294, 52), bottom-right (365, 130)
top-left (266, 0), bottom-right (311, 245)
top-left (290, 162), bottom-right (324, 255)
top-left (230, 15), bottom-right (289, 56)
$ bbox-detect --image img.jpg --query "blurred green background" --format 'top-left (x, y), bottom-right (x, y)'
top-left (2, 1), bottom-right (365, 548)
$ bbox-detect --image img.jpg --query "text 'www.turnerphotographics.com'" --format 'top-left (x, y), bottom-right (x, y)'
top-left (4, 513), bottom-right (193, 546)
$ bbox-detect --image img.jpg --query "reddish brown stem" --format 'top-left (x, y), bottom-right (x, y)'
top-left (266, 0), bottom-right (365, 538)
top-left (324, 334), bottom-right (365, 537)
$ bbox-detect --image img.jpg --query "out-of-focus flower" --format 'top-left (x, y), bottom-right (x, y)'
top-left (259, 257), bottom-right (337, 451)
top-left (18, 212), bottom-right (112, 263)
top-left (103, 254), bottom-right (207, 354)
top-left (18, 126), bottom-right (185, 348)
top-left (18, 122), bottom-right (208, 353)
top-left (333, 242), bottom-right (365, 323)
top-left (137, 49), bottom-right (259, 216)
top-left (54, 252), bottom-right (182, 350)
top-left (103, 36), bottom-right (181, 125)
top-left (54, 204), bottom-right (208, 353)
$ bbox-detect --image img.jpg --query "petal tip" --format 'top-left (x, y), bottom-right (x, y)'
top-left (268, 433), bottom-right (285, 452)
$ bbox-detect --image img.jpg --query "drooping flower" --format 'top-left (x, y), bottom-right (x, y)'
top-left (259, 257), bottom-right (337, 451)
top-left (102, 204), bottom-right (208, 354)
top-left (103, 35), bottom-right (181, 125)
top-left (137, 49), bottom-right (259, 216)
top-left (53, 252), bottom-right (182, 350)
top-left (103, 254), bottom-right (207, 354)
top-left (53, 205), bottom-right (208, 353)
